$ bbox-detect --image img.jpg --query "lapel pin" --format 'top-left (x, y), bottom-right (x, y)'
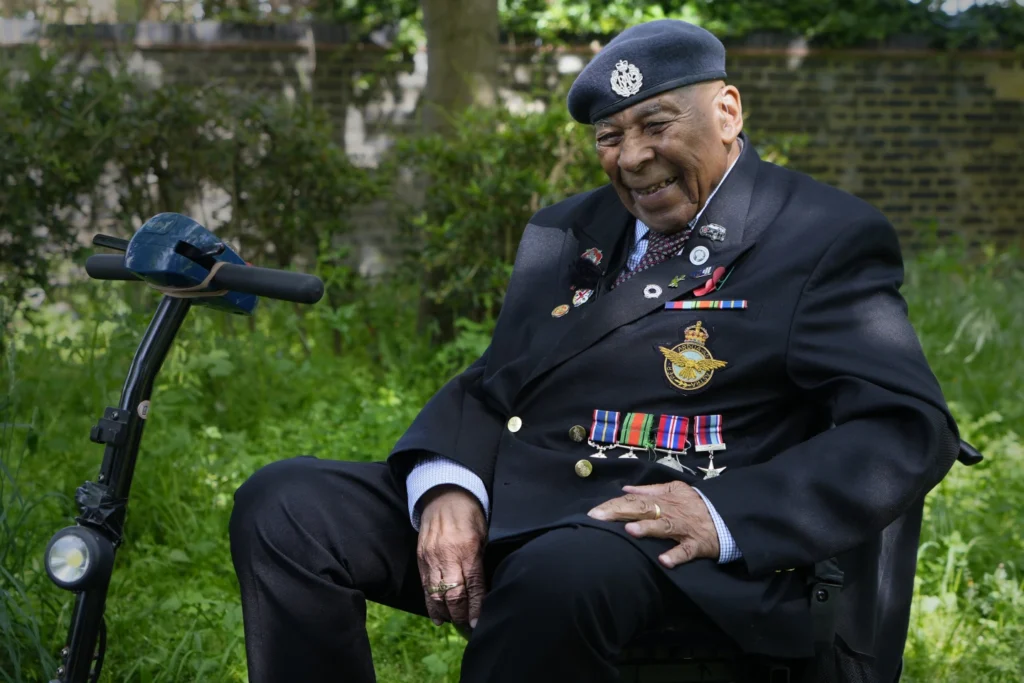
top-left (643, 284), bottom-right (663, 299)
top-left (699, 223), bottom-right (727, 242)
top-left (689, 245), bottom-right (710, 266)
top-left (669, 274), bottom-right (686, 288)
top-left (581, 247), bottom-right (603, 265)
top-left (573, 289), bottom-right (594, 307)
top-left (551, 304), bottom-right (570, 318)
top-left (693, 266), bottom-right (727, 297)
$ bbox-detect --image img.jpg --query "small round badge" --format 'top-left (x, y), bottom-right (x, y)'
top-left (551, 304), bottom-right (570, 318)
top-left (643, 284), bottom-right (662, 299)
top-left (569, 425), bottom-right (587, 442)
top-left (689, 246), bottom-right (710, 266)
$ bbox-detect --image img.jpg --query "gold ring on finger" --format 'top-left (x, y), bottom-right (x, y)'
top-left (427, 581), bottom-right (462, 595)
top-left (653, 503), bottom-right (662, 520)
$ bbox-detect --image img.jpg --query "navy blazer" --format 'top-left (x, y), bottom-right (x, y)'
top-left (389, 137), bottom-right (960, 680)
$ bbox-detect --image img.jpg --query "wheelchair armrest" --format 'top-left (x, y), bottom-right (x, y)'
top-left (957, 439), bottom-right (983, 467)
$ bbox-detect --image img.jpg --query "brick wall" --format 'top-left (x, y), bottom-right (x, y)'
top-left (3, 20), bottom-right (1022, 255)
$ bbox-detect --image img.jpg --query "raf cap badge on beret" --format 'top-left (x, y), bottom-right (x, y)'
top-left (567, 19), bottom-right (727, 124)
top-left (610, 60), bottom-right (643, 98)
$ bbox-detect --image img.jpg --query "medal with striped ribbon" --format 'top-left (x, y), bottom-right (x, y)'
top-left (588, 409), bottom-right (620, 458)
top-left (653, 414), bottom-right (695, 473)
top-left (693, 414), bottom-right (726, 479)
top-left (618, 412), bottom-right (654, 459)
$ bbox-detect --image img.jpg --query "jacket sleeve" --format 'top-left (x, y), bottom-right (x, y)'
top-left (387, 348), bottom-right (505, 497)
top-left (697, 216), bottom-right (960, 577)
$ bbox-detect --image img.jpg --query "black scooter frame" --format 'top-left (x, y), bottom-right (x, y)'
top-left (50, 296), bottom-right (192, 683)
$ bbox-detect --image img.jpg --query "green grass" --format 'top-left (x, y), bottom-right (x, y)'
top-left (1, 245), bottom-right (1021, 682)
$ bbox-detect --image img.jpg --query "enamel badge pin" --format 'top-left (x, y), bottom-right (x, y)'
top-left (657, 321), bottom-right (728, 392)
top-left (573, 289), bottom-right (594, 307)
top-left (581, 247), bottom-right (603, 265)
top-left (699, 224), bottom-right (727, 242)
top-left (551, 304), bottom-right (570, 318)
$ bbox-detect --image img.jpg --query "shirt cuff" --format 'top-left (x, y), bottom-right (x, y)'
top-left (406, 456), bottom-right (490, 531)
top-left (693, 488), bottom-right (743, 564)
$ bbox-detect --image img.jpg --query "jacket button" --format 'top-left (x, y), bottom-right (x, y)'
top-left (569, 425), bottom-right (587, 442)
top-left (507, 416), bottom-right (522, 432)
top-left (574, 459), bottom-right (593, 478)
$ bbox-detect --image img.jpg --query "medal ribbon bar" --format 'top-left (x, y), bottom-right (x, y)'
top-left (619, 412), bottom-right (655, 448)
top-left (590, 409), bottom-right (621, 443)
top-left (655, 415), bottom-right (689, 452)
top-left (665, 300), bottom-right (748, 310)
top-left (693, 414), bottom-right (725, 452)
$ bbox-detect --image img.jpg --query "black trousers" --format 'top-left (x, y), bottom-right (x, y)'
top-left (229, 455), bottom-right (722, 683)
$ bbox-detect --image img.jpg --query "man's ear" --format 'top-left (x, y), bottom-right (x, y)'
top-left (717, 84), bottom-right (743, 145)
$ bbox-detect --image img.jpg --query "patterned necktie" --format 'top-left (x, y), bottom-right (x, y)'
top-left (613, 226), bottom-right (694, 288)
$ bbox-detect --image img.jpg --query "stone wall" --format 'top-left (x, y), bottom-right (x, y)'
top-left (3, 20), bottom-right (1023, 253)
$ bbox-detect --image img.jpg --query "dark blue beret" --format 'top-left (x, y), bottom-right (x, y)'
top-left (567, 20), bottom-right (727, 124)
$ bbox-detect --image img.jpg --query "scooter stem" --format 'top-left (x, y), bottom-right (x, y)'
top-left (55, 296), bottom-right (191, 683)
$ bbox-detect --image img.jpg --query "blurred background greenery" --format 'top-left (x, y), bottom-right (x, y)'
top-left (2, 1), bottom-right (1023, 682)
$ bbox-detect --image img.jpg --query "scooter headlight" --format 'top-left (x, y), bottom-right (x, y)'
top-left (45, 527), bottom-right (114, 591)
top-left (48, 534), bottom-right (91, 584)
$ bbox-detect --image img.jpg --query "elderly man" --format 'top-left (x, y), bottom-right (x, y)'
top-left (229, 19), bottom-right (959, 683)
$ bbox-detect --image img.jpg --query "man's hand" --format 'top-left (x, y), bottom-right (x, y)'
top-left (587, 481), bottom-right (720, 568)
top-left (418, 485), bottom-right (487, 630)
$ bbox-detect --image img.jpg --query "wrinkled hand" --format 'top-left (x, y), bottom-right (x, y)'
top-left (587, 481), bottom-right (720, 568)
top-left (418, 485), bottom-right (487, 631)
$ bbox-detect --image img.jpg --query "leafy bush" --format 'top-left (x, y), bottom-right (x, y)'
top-left (390, 103), bottom-right (605, 338)
top-left (0, 48), bottom-right (128, 316)
top-left (0, 45), bottom-right (381, 323)
top-left (499, 0), bottom-right (1024, 48)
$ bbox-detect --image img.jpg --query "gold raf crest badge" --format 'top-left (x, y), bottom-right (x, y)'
top-left (658, 321), bottom-right (728, 391)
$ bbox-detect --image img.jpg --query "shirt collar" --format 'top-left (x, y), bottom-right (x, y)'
top-left (635, 137), bottom-right (745, 239)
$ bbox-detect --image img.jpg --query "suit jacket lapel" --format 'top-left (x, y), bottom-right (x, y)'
top-left (520, 136), bottom-right (763, 390)
top-left (570, 186), bottom-right (635, 285)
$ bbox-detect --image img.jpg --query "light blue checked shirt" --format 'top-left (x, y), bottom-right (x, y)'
top-left (406, 144), bottom-right (745, 563)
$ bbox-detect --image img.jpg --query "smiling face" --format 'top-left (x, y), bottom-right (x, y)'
top-left (594, 81), bottom-right (744, 234)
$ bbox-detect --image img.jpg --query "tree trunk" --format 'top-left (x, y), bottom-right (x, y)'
top-left (418, 0), bottom-right (499, 342)
top-left (421, 0), bottom-right (499, 135)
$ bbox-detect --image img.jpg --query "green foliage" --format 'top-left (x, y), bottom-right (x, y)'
top-left (1, 240), bottom-right (1022, 682)
top-left (391, 103), bottom-right (605, 331)
top-left (0, 45), bottom-right (381, 322)
top-left (499, 0), bottom-right (1024, 48)
top-left (0, 48), bottom-right (128, 316)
